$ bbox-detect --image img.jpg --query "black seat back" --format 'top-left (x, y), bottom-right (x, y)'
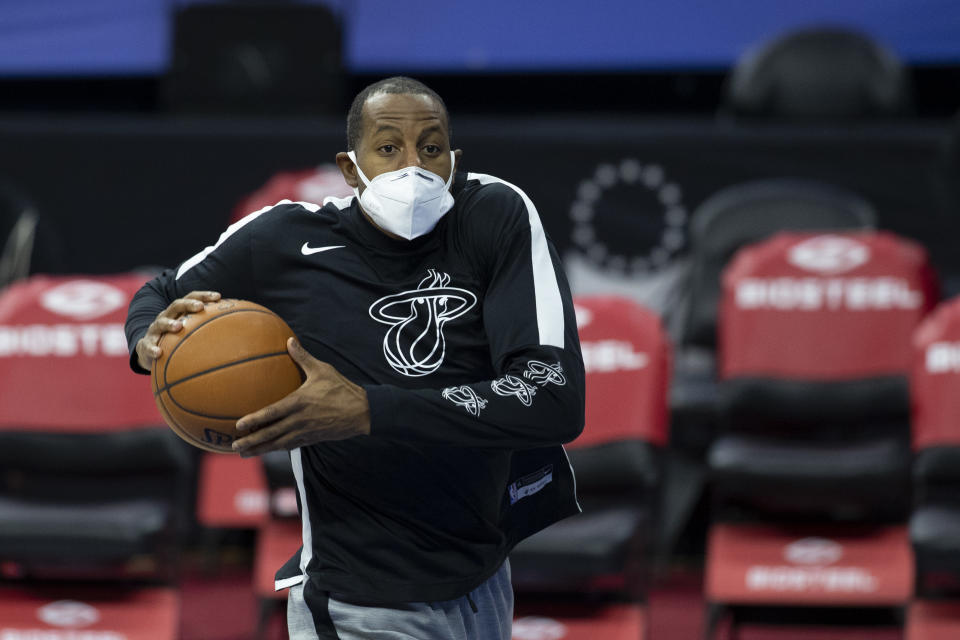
top-left (165, 3), bottom-right (344, 115)
top-left (682, 179), bottom-right (876, 349)
top-left (723, 26), bottom-right (912, 119)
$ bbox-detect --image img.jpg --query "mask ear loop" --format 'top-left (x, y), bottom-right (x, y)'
top-left (346, 150), bottom-right (372, 189)
top-left (444, 150), bottom-right (456, 188)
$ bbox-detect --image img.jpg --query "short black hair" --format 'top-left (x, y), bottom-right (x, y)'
top-left (346, 76), bottom-right (451, 151)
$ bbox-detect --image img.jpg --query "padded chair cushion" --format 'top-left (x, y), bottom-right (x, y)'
top-left (0, 429), bottom-right (197, 539)
top-left (912, 505), bottom-right (960, 596)
top-left (0, 496), bottom-right (171, 562)
top-left (509, 503), bottom-right (650, 592)
top-left (566, 439), bottom-right (660, 492)
top-left (718, 376), bottom-right (908, 432)
top-left (0, 428), bottom-right (195, 475)
top-left (709, 433), bottom-right (910, 513)
top-left (912, 506), bottom-right (960, 554)
top-left (915, 447), bottom-right (960, 484)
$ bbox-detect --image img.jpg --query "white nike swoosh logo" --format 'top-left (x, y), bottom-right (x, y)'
top-left (301, 243), bottom-right (345, 256)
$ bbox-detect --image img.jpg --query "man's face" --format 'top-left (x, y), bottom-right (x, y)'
top-left (337, 92), bottom-right (461, 196)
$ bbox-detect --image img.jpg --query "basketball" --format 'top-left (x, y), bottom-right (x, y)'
top-left (151, 299), bottom-right (304, 453)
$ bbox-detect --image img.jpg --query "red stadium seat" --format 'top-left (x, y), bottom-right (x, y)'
top-left (705, 231), bottom-right (936, 636)
top-left (510, 295), bottom-right (670, 599)
top-left (906, 600), bottom-right (960, 640)
top-left (251, 450), bottom-right (302, 633)
top-left (196, 453), bottom-right (269, 529)
top-left (706, 523), bottom-right (913, 606)
top-left (911, 298), bottom-right (960, 452)
top-left (254, 519), bottom-right (302, 600)
top-left (0, 586), bottom-right (178, 640)
top-left (512, 601), bottom-right (646, 640)
top-left (910, 298), bottom-right (960, 597)
top-left (573, 296), bottom-right (670, 448)
top-left (230, 165), bottom-right (353, 224)
top-left (719, 232), bottom-right (935, 383)
top-left (252, 450), bottom-right (300, 604)
top-left (672, 179), bottom-right (875, 453)
top-left (0, 274), bottom-right (192, 639)
top-left (711, 231), bottom-right (935, 515)
top-left (0, 274), bottom-right (169, 431)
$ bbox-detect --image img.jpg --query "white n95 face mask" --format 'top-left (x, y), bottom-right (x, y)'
top-left (347, 150), bottom-right (456, 240)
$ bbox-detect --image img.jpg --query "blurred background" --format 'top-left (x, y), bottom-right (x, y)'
top-left (2, 1), bottom-right (960, 639)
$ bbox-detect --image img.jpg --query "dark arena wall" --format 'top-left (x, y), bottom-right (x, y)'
top-left (2, 114), bottom-right (958, 294)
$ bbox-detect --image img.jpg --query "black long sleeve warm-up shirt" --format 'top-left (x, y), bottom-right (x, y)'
top-left (125, 170), bottom-right (585, 607)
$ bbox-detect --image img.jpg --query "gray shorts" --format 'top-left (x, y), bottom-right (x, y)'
top-left (287, 560), bottom-right (513, 640)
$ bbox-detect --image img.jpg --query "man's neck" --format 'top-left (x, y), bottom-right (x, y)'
top-left (357, 205), bottom-right (405, 241)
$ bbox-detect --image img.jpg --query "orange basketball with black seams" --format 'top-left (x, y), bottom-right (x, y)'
top-left (151, 299), bottom-right (303, 453)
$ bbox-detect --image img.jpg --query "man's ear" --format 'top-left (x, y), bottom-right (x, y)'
top-left (453, 149), bottom-right (463, 174)
top-left (335, 152), bottom-right (359, 189)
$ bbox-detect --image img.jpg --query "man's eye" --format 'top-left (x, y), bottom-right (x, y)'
top-left (423, 145), bottom-right (441, 154)
top-left (379, 145), bottom-right (396, 153)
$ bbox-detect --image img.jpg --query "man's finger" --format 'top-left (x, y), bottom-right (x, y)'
top-left (236, 393), bottom-right (301, 432)
top-left (136, 339), bottom-right (162, 371)
top-left (233, 417), bottom-right (300, 454)
top-left (236, 431), bottom-right (304, 457)
top-left (152, 316), bottom-right (184, 334)
top-left (159, 298), bottom-right (205, 319)
top-left (185, 291), bottom-right (222, 302)
top-left (286, 338), bottom-right (318, 372)
top-left (137, 291), bottom-right (223, 373)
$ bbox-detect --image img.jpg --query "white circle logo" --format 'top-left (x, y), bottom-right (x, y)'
top-left (512, 616), bottom-right (568, 640)
top-left (40, 280), bottom-right (126, 320)
top-left (37, 600), bottom-right (100, 627)
top-left (784, 537), bottom-right (844, 566)
top-left (569, 159), bottom-right (687, 275)
top-left (787, 235), bottom-right (870, 275)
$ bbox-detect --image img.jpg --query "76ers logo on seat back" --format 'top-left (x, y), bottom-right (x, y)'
top-left (369, 270), bottom-right (477, 377)
top-left (787, 235), bottom-right (870, 274)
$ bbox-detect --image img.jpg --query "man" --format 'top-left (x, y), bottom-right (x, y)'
top-left (125, 76), bottom-right (584, 639)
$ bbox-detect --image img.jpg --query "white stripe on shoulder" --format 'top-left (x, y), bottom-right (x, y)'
top-left (323, 194), bottom-right (356, 210)
top-left (175, 199), bottom-right (316, 280)
top-left (286, 199), bottom-right (322, 212)
top-left (467, 172), bottom-right (564, 348)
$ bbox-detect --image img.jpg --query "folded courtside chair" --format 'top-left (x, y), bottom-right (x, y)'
top-left (906, 297), bottom-right (960, 639)
top-left (510, 295), bottom-right (671, 640)
top-left (672, 179), bottom-right (876, 454)
top-left (704, 231), bottom-right (937, 638)
top-left (0, 274), bottom-right (194, 639)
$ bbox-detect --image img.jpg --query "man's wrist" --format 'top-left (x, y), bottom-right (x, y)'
top-left (354, 387), bottom-right (372, 436)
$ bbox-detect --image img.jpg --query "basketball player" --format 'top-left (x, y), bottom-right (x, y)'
top-left (125, 77), bottom-right (585, 640)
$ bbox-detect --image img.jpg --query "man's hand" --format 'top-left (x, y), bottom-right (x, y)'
top-left (232, 338), bottom-right (371, 457)
top-left (135, 291), bottom-right (222, 371)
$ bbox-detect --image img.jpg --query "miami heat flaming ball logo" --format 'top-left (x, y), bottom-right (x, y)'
top-left (369, 270), bottom-right (477, 377)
